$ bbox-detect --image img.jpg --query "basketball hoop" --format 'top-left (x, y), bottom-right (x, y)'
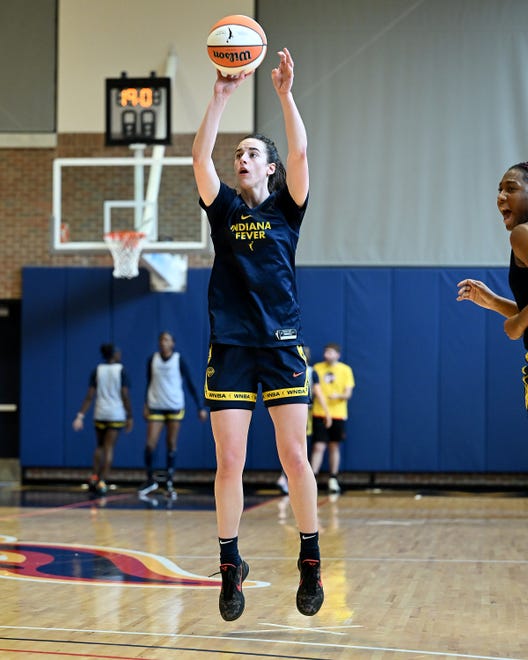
top-left (104, 231), bottom-right (147, 279)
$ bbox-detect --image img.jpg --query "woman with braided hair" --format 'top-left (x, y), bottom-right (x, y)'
top-left (457, 162), bottom-right (528, 406)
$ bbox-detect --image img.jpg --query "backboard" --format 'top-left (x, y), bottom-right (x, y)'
top-left (51, 154), bottom-right (209, 254)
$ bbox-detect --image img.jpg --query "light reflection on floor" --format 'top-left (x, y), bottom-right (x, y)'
top-left (0, 483), bottom-right (285, 512)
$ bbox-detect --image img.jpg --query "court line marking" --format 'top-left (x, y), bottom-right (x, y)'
top-left (0, 647), bottom-right (149, 660)
top-left (319, 556), bottom-right (528, 565)
top-left (364, 518), bottom-right (528, 525)
top-left (183, 554), bottom-right (528, 566)
top-left (338, 557), bottom-right (528, 565)
top-left (229, 622), bottom-right (363, 636)
top-left (0, 490), bottom-right (279, 521)
top-left (0, 639), bottom-right (318, 660)
top-left (0, 493), bottom-right (135, 521)
top-left (0, 626), bottom-right (524, 660)
top-left (3, 541), bottom-right (521, 581)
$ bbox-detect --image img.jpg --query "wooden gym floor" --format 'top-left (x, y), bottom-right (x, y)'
top-left (0, 482), bottom-right (527, 659)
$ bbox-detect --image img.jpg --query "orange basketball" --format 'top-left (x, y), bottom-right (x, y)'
top-left (207, 15), bottom-right (267, 76)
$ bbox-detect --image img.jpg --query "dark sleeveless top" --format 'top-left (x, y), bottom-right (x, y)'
top-left (508, 250), bottom-right (528, 349)
top-left (200, 183), bottom-right (307, 347)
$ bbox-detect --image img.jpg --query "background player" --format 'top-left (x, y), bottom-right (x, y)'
top-left (457, 161), bottom-right (528, 409)
top-left (138, 331), bottom-right (207, 498)
top-left (72, 343), bottom-right (133, 495)
top-left (310, 343), bottom-right (355, 494)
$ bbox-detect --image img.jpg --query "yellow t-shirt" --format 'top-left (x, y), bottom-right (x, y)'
top-left (312, 361), bottom-right (355, 420)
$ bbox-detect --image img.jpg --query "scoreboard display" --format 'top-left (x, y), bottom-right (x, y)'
top-left (105, 75), bottom-right (171, 146)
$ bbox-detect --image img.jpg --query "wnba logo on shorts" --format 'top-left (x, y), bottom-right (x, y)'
top-left (206, 367), bottom-right (215, 377)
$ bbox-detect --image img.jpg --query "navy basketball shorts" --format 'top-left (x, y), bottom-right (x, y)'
top-left (146, 409), bottom-right (185, 422)
top-left (312, 417), bottom-right (346, 443)
top-left (205, 344), bottom-right (311, 411)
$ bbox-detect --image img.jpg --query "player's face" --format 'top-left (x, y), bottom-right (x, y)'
top-left (324, 347), bottom-right (340, 364)
top-left (234, 138), bottom-right (275, 188)
top-left (159, 333), bottom-right (174, 355)
top-left (497, 169), bottom-right (528, 231)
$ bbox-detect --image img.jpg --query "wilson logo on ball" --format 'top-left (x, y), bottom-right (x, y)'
top-left (210, 49), bottom-right (253, 64)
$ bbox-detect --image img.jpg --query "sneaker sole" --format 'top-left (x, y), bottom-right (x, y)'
top-left (296, 589), bottom-right (324, 616)
top-left (296, 560), bottom-right (324, 616)
top-left (219, 560), bottom-right (249, 622)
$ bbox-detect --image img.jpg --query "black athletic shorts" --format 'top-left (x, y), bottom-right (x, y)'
top-left (312, 417), bottom-right (346, 443)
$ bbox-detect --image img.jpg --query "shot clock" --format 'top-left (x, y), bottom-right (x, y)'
top-left (105, 73), bottom-right (171, 146)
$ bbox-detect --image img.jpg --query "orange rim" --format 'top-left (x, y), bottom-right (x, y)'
top-left (104, 231), bottom-right (146, 247)
top-left (104, 231), bottom-right (146, 241)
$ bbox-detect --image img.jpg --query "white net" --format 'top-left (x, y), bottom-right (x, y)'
top-left (104, 231), bottom-right (147, 279)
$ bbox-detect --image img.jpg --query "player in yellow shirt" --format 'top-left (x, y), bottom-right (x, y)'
top-left (311, 343), bottom-right (355, 493)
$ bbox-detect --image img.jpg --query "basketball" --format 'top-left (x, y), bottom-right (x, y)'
top-left (207, 15), bottom-right (267, 76)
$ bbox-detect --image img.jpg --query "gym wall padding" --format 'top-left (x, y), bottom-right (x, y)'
top-left (21, 266), bottom-right (528, 473)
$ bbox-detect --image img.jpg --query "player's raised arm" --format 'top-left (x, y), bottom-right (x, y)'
top-left (271, 48), bottom-right (309, 206)
top-left (192, 71), bottom-right (252, 206)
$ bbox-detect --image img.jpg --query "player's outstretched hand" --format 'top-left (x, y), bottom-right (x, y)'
top-left (456, 279), bottom-right (496, 309)
top-left (272, 47), bottom-right (294, 95)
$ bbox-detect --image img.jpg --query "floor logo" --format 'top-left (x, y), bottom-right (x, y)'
top-left (0, 535), bottom-right (269, 589)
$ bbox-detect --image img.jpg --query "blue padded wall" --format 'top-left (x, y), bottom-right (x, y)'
top-left (21, 265), bottom-right (528, 473)
top-left (21, 269), bottom-right (68, 465)
top-left (21, 267), bottom-right (213, 471)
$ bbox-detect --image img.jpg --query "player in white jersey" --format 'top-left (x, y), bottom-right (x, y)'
top-left (73, 343), bottom-right (133, 495)
top-left (138, 331), bottom-right (207, 498)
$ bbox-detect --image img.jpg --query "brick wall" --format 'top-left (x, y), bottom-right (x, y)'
top-left (0, 132), bottom-right (242, 298)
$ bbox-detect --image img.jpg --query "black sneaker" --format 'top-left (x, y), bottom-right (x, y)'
top-left (219, 560), bottom-right (249, 621)
top-left (296, 558), bottom-right (324, 616)
top-left (138, 479), bottom-right (158, 496)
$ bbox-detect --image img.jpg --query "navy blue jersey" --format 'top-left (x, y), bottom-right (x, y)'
top-left (200, 182), bottom-right (308, 347)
